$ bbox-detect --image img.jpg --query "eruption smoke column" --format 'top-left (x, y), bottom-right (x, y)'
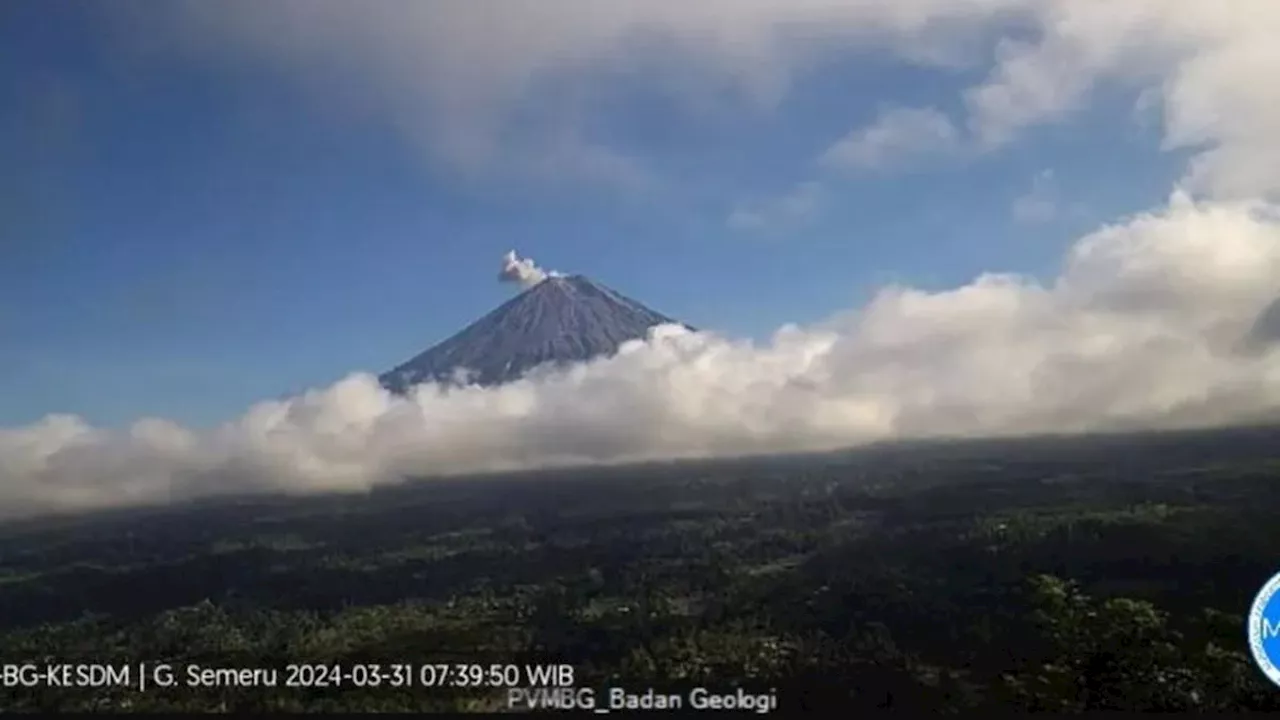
top-left (499, 250), bottom-right (556, 288)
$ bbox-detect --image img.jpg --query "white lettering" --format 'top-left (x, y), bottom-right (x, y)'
top-left (0, 664), bottom-right (133, 689)
top-left (185, 665), bottom-right (278, 687)
top-left (507, 687), bottom-right (594, 710)
top-left (689, 687), bottom-right (779, 714)
top-left (608, 687), bottom-right (680, 710)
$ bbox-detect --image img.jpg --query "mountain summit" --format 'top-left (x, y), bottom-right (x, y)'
top-left (379, 275), bottom-right (690, 392)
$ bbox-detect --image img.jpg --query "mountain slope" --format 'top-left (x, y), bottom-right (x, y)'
top-left (379, 275), bottom-right (691, 392)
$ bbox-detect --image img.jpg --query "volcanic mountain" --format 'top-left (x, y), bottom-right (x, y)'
top-left (379, 275), bottom-right (691, 392)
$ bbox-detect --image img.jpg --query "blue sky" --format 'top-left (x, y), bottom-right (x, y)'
top-left (4, 1), bottom-right (1280, 516)
top-left (1, 2), bottom-right (1193, 428)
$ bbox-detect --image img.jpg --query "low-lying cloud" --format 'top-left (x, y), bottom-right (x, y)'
top-left (4, 191), bottom-right (1280, 519)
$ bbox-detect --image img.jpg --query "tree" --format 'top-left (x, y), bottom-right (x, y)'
top-left (1000, 574), bottom-right (1279, 711)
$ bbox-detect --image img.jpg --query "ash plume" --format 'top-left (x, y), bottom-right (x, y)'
top-left (499, 250), bottom-right (557, 289)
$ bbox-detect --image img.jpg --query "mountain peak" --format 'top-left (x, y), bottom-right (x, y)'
top-left (379, 274), bottom-right (690, 392)
top-left (532, 273), bottom-right (583, 289)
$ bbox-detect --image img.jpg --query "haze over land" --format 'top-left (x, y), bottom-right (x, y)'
top-left (5, 1), bottom-right (1280, 518)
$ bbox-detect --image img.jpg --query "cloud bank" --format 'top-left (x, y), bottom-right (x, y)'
top-left (5, 192), bottom-right (1280, 519)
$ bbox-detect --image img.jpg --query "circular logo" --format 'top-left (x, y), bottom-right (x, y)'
top-left (1248, 571), bottom-right (1280, 687)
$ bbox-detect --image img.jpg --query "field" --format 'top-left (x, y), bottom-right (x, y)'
top-left (2, 426), bottom-right (1280, 712)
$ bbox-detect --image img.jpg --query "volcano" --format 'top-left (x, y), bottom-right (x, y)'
top-left (379, 275), bottom-right (691, 392)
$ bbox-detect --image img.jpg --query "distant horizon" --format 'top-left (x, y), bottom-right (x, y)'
top-left (4, 419), bottom-right (1278, 530)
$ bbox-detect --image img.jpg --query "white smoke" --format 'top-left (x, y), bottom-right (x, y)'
top-left (499, 250), bottom-right (557, 289)
top-left (4, 191), bottom-right (1280, 519)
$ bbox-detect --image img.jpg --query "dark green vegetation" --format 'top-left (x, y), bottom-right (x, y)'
top-left (3, 426), bottom-right (1280, 712)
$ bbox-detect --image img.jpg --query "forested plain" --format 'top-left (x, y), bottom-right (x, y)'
top-left (2, 426), bottom-right (1280, 712)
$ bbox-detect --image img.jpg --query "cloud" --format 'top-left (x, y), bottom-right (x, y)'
top-left (117, 0), bottom-right (1032, 182)
top-left (108, 2), bottom-right (1280, 199)
top-left (5, 192), bottom-right (1280, 519)
top-left (1011, 169), bottom-right (1059, 224)
top-left (728, 181), bottom-right (825, 231)
top-left (819, 107), bottom-right (962, 171)
top-left (961, 1), bottom-right (1280, 200)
